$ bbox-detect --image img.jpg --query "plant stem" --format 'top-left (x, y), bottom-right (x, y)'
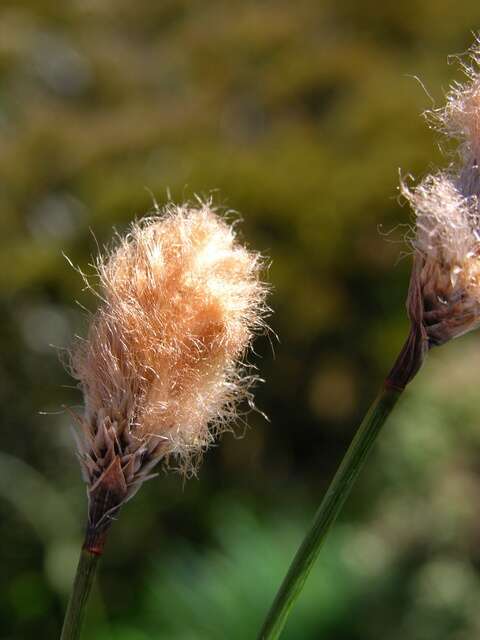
top-left (257, 383), bottom-right (402, 640)
top-left (60, 547), bottom-right (100, 640)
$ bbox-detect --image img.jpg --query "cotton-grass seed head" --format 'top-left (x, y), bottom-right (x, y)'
top-left (69, 201), bottom-right (269, 552)
top-left (389, 41), bottom-right (480, 389)
top-left (402, 173), bottom-right (480, 347)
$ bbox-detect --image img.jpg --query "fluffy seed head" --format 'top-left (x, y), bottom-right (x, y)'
top-left (69, 200), bottom-right (269, 549)
top-left (402, 173), bottom-right (480, 345)
top-left (389, 41), bottom-right (480, 389)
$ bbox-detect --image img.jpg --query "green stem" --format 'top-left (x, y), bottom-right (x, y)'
top-left (60, 548), bottom-right (100, 640)
top-left (257, 384), bottom-right (402, 640)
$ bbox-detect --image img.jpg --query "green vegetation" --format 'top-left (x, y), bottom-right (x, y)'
top-left (2, 2), bottom-right (480, 638)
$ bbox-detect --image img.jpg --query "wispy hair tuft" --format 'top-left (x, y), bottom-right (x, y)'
top-left (69, 199), bottom-right (269, 551)
top-left (389, 39), bottom-right (480, 388)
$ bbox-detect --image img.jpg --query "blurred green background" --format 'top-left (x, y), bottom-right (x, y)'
top-left (2, 2), bottom-right (480, 639)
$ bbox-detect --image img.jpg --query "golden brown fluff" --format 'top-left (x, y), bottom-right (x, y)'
top-left (388, 40), bottom-right (480, 389)
top-left (70, 201), bottom-right (269, 552)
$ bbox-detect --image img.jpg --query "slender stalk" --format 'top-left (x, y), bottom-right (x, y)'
top-left (257, 383), bottom-right (402, 640)
top-left (60, 547), bottom-right (100, 640)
